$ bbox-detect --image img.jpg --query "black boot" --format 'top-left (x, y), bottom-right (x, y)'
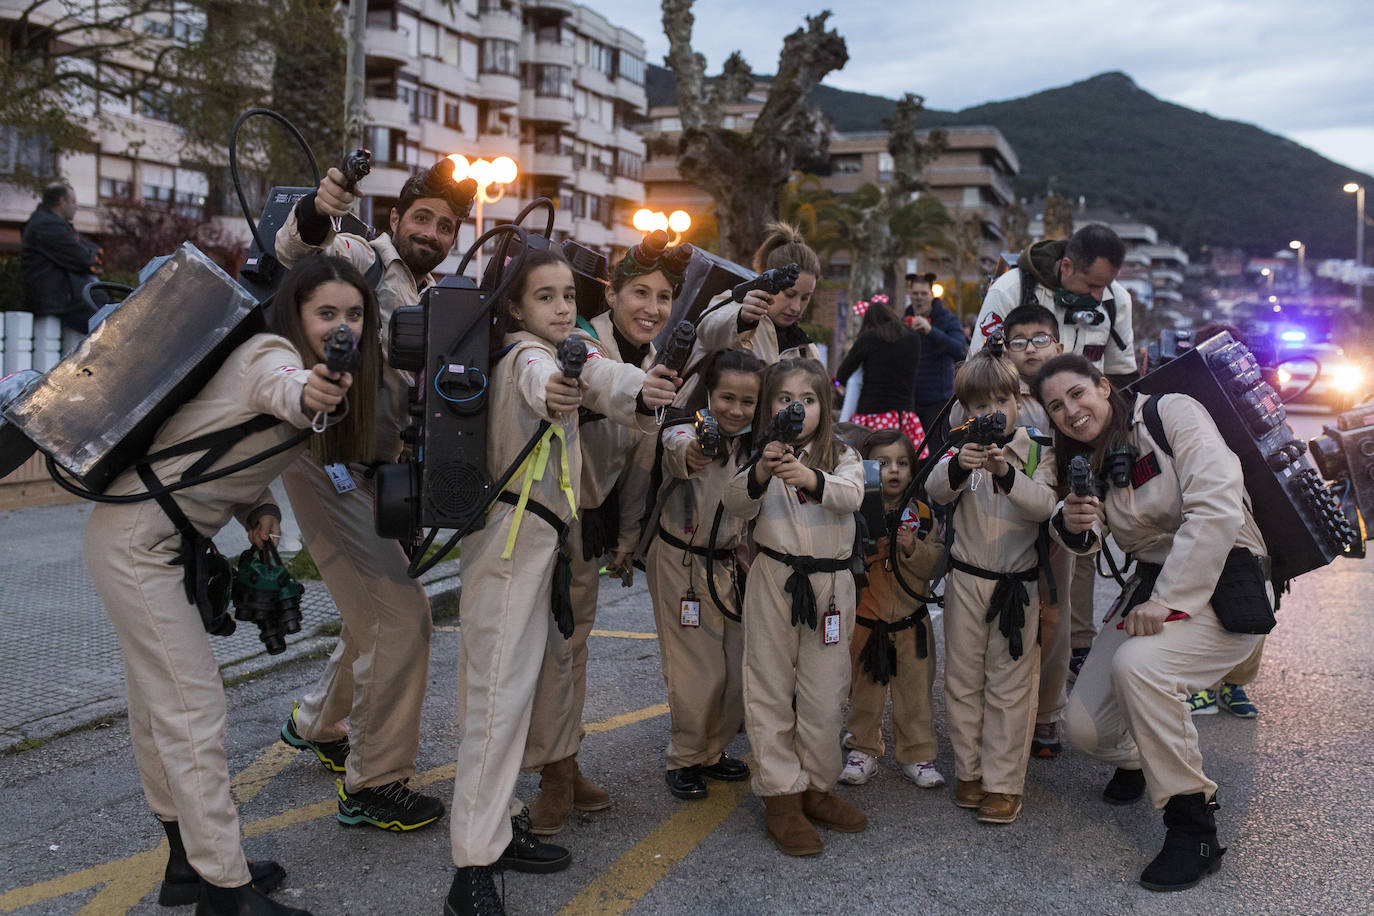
top-left (1138, 792), bottom-right (1226, 891)
top-left (1102, 768), bottom-right (1147, 805)
top-left (443, 865), bottom-right (505, 916)
top-left (665, 765), bottom-right (709, 800)
top-left (196, 881), bottom-right (311, 915)
top-left (158, 819), bottom-right (286, 907)
top-left (496, 807), bottom-right (571, 873)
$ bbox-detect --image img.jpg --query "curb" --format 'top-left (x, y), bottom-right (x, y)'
top-left (0, 568), bottom-right (461, 755)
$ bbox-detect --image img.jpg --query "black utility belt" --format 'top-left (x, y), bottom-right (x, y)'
top-left (657, 529), bottom-right (735, 561)
top-left (948, 557), bottom-right (1038, 582)
top-left (1126, 547), bottom-right (1274, 635)
top-left (496, 491), bottom-right (568, 541)
top-left (755, 544), bottom-right (851, 574)
top-left (856, 607), bottom-right (926, 633)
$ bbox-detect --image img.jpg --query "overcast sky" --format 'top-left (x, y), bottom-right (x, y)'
top-left (596, 0), bottom-right (1374, 177)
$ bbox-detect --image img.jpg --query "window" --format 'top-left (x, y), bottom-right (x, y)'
top-left (877, 152), bottom-right (894, 182)
top-left (481, 39), bottom-right (518, 75)
top-left (461, 39), bottom-right (479, 79)
top-left (832, 154), bottom-right (862, 175)
top-left (138, 88), bottom-right (176, 122)
top-left (586, 40), bottom-right (614, 76)
top-left (397, 84), bottom-right (419, 122)
top-left (536, 23), bottom-right (560, 44)
top-left (143, 184), bottom-right (174, 206)
top-left (99, 177), bottom-right (133, 201)
top-left (525, 64), bottom-right (571, 99)
top-left (444, 103), bottom-right (462, 130)
top-left (0, 127), bottom-right (53, 178)
top-left (418, 88), bottom-right (438, 122)
top-left (618, 53), bottom-right (645, 85)
top-left (615, 150), bottom-right (642, 181)
top-left (558, 184), bottom-right (575, 212)
top-left (420, 21), bottom-right (439, 59)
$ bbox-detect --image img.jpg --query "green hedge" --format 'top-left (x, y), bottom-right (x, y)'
top-left (0, 256), bottom-right (26, 312)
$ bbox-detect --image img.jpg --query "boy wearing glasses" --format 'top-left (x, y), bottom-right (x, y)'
top-left (1001, 305), bottom-right (1063, 432)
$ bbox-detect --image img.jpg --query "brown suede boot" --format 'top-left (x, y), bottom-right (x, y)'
top-left (801, 789), bottom-right (868, 833)
top-left (763, 793), bottom-right (823, 857)
top-left (528, 756), bottom-right (575, 836)
top-left (570, 754), bottom-right (612, 812)
top-left (955, 779), bottom-right (985, 809)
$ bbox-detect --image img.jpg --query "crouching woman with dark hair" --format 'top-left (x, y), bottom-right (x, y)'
top-left (1034, 353), bottom-right (1268, 892)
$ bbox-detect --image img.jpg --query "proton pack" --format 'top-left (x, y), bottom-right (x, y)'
top-left (1129, 330), bottom-right (1360, 583)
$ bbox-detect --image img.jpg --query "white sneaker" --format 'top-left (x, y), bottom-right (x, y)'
top-left (839, 750), bottom-right (878, 785)
top-left (901, 760), bottom-right (946, 788)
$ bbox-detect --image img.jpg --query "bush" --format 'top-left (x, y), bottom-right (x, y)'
top-left (0, 256), bottom-right (27, 311)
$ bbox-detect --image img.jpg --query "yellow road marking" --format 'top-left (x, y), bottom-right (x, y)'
top-left (0, 702), bottom-right (671, 913)
top-left (232, 742), bottom-right (299, 806)
top-left (559, 777), bottom-right (752, 916)
top-left (589, 629), bottom-right (658, 640)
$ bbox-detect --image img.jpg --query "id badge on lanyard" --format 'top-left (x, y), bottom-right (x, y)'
top-left (324, 462), bottom-right (356, 494)
top-left (823, 596), bottom-right (840, 645)
top-left (681, 586), bottom-right (701, 627)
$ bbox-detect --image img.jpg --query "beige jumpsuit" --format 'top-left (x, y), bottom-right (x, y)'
top-left (645, 421), bottom-right (749, 769)
top-left (273, 210), bottom-right (434, 792)
top-left (927, 427), bottom-right (1057, 795)
top-left (843, 509), bottom-right (944, 764)
top-left (674, 294), bottom-right (819, 408)
top-left (523, 311), bottom-right (657, 770)
top-left (84, 335), bottom-right (313, 886)
top-left (450, 332), bottom-right (650, 868)
top-left (723, 444), bottom-right (865, 796)
top-left (1060, 393), bottom-right (1266, 808)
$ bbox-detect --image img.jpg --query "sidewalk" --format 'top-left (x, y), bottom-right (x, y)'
top-left (0, 484), bottom-right (461, 753)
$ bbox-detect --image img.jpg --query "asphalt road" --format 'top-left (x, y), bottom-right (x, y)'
top-left (1, 408), bottom-right (1370, 916)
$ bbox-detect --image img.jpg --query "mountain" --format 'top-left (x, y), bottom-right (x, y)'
top-left (646, 66), bottom-right (1370, 258)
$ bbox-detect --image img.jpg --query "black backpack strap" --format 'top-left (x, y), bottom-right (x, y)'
top-left (1141, 395), bottom-right (1172, 458)
top-left (1102, 294), bottom-right (1127, 351)
top-left (1036, 522), bottom-right (1057, 605)
top-left (142, 414), bottom-right (286, 481)
top-left (364, 246), bottom-right (385, 289)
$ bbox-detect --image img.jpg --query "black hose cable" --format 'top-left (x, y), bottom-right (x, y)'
top-left (511, 197), bottom-right (556, 242)
top-left (229, 108), bottom-right (320, 257)
top-left (82, 281), bottom-right (133, 310)
top-left (704, 502), bottom-right (742, 622)
top-left (44, 429), bottom-right (310, 505)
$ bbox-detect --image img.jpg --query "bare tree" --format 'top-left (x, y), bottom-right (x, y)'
top-left (661, 0), bottom-right (847, 263)
top-left (1042, 191), bottom-right (1075, 240)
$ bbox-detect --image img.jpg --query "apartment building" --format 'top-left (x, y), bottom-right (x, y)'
top-left (0, 0), bottom-right (649, 271)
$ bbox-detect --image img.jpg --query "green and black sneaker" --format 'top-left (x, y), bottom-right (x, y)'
top-left (280, 703), bottom-right (350, 773)
top-left (337, 778), bottom-right (445, 831)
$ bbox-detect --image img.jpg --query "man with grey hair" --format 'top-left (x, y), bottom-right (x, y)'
top-left (20, 182), bottom-right (103, 333)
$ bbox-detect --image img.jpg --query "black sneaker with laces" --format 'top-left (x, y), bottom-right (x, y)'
top-left (497, 807), bottom-right (571, 873)
top-left (336, 778), bottom-right (445, 831)
top-left (444, 865), bottom-right (505, 916)
top-left (280, 705), bottom-right (349, 773)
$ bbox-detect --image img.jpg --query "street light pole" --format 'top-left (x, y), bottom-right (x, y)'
top-left (1289, 239), bottom-right (1306, 290)
top-left (1345, 182), bottom-right (1365, 308)
top-left (448, 154), bottom-right (518, 276)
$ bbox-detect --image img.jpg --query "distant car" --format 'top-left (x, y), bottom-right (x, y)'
top-left (1274, 342), bottom-right (1367, 411)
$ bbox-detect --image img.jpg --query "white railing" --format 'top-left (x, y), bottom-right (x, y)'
top-left (1, 313), bottom-right (84, 375)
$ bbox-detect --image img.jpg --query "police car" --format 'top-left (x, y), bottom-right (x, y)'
top-left (1275, 340), bottom-right (1366, 412)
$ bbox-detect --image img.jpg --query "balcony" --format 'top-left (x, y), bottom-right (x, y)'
top-left (1151, 268), bottom-right (1185, 287)
top-left (613, 126), bottom-right (644, 154)
top-left (1152, 287), bottom-right (1183, 303)
top-left (577, 168), bottom-right (613, 197)
top-left (521, 144), bottom-right (574, 179)
top-left (365, 26), bottom-right (412, 67)
top-left (367, 164), bottom-right (414, 197)
top-left (575, 117), bottom-right (615, 147)
top-left (551, 206), bottom-right (574, 236)
top-left (611, 175), bottom-right (643, 202)
top-left (524, 0), bottom-right (576, 15)
top-left (921, 164), bottom-right (1014, 205)
top-left (478, 133), bottom-right (520, 160)
top-left (575, 66), bottom-right (614, 99)
top-left (520, 90), bottom-right (574, 125)
top-left (421, 57), bottom-right (469, 96)
top-left (573, 217), bottom-right (611, 247)
top-left (367, 96), bottom-right (413, 131)
top-left (479, 10), bottom-right (522, 43)
top-left (473, 73), bottom-right (520, 106)
top-left (421, 121), bottom-right (467, 156)
top-left (613, 77), bottom-right (647, 109)
top-left (522, 35), bottom-right (575, 68)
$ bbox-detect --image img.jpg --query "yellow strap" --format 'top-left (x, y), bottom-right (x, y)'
top-left (501, 422), bottom-right (577, 559)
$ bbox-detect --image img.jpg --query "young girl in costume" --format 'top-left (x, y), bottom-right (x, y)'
top-left (722, 357), bottom-right (867, 857)
top-left (445, 249), bottom-right (676, 913)
top-left (839, 429), bottom-right (945, 790)
top-left (523, 231), bottom-right (693, 834)
top-left (646, 348), bottom-right (766, 801)
top-left (84, 253), bottom-right (375, 915)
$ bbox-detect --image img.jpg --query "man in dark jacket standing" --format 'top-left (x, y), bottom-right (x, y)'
top-left (904, 272), bottom-right (967, 454)
top-left (20, 183), bottom-right (102, 333)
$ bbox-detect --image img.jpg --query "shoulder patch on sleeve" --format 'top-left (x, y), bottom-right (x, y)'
top-left (979, 313), bottom-right (1003, 337)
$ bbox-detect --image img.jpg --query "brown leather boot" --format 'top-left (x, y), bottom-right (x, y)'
top-left (570, 754), bottom-right (612, 812)
top-left (801, 789), bottom-right (868, 833)
top-left (955, 779), bottom-right (984, 809)
top-left (763, 793), bottom-right (822, 857)
top-left (528, 756), bottom-right (575, 836)
top-left (977, 792), bottom-right (1023, 824)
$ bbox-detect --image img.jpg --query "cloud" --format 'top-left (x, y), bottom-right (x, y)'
top-left (595, 0), bottom-right (1374, 171)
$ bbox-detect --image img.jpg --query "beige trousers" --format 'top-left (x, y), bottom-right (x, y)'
top-left (284, 459), bottom-right (434, 792)
top-left (943, 570), bottom-right (1041, 795)
top-left (646, 539), bottom-right (745, 769)
top-left (1222, 637), bottom-right (1265, 686)
top-left (1037, 542), bottom-right (1073, 724)
top-left (1069, 552), bottom-right (1098, 650)
top-left (1063, 599), bottom-right (1261, 808)
top-left (85, 502), bottom-right (252, 887)
top-left (451, 505), bottom-right (559, 867)
top-left (844, 615), bottom-right (938, 764)
top-left (742, 556), bottom-right (855, 796)
top-left (522, 519), bottom-right (599, 770)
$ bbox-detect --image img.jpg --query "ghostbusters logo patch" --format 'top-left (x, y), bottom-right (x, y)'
top-left (1083, 344), bottom-right (1106, 362)
top-left (980, 314), bottom-right (1003, 337)
top-left (1130, 452), bottom-right (1162, 488)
